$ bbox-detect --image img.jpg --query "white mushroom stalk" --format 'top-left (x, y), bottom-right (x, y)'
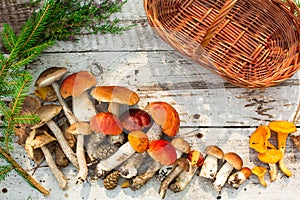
top-left (212, 152), bottom-right (243, 192)
top-left (94, 121), bottom-right (162, 178)
top-left (227, 167), bottom-right (252, 189)
top-left (169, 162), bottom-right (198, 193)
top-left (200, 145), bottom-right (224, 179)
top-left (119, 152), bottom-right (147, 179)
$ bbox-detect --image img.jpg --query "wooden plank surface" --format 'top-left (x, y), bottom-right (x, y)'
top-left (1, 0), bottom-right (300, 199)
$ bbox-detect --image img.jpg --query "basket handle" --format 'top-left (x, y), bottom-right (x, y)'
top-left (201, 0), bottom-right (238, 48)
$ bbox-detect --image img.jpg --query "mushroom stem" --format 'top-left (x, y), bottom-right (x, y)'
top-left (52, 82), bottom-right (77, 124)
top-left (130, 160), bottom-right (162, 191)
top-left (212, 162), bottom-right (234, 192)
top-left (169, 163), bottom-right (198, 193)
top-left (227, 167), bottom-right (252, 188)
top-left (72, 91), bottom-right (97, 184)
top-left (46, 120), bottom-right (78, 169)
top-left (277, 132), bottom-right (292, 177)
top-left (95, 142), bottom-right (136, 178)
top-left (119, 152), bottom-right (147, 179)
top-left (40, 146), bottom-right (68, 190)
top-left (158, 165), bottom-right (183, 199)
top-left (269, 163), bottom-right (278, 181)
top-left (199, 155), bottom-right (218, 179)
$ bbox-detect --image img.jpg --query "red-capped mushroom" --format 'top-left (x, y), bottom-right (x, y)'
top-left (147, 139), bottom-right (177, 166)
top-left (60, 71), bottom-right (97, 184)
top-left (90, 112), bottom-right (123, 136)
top-left (119, 108), bottom-right (152, 132)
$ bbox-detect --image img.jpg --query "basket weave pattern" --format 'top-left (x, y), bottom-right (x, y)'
top-left (144, 0), bottom-right (300, 88)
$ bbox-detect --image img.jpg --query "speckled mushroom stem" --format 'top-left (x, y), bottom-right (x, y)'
top-left (130, 160), bottom-right (162, 191)
top-left (41, 146), bottom-right (68, 190)
top-left (199, 155), bottom-right (219, 179)
top-left (212, 162), bottom-right (234, 192)
top-left (119, 152), bottom-right (147, 179)
top-left (52, 82), bottom-right (77, 124)
top-left (158, 165), bottom-right (183, 199)
top-left (46, 120), bottom-right (79, 169)
top-left (169, 163), bottom-right (198, 193)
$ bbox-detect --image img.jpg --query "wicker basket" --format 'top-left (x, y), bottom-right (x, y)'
top-left (144, 0), bottom-right (300, 88)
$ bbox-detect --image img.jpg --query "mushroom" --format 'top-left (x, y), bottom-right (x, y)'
top-left (268, 121), bottom-right (297, 177)
top-left (252, 166), bottom-right (268, 187)
top-left (94, 101), bottom-right (180, 178)
top-left (157, 137), bottom-right (190, 182)
top-left (147, 139), bottom-right (177, 166)
top-left (249, 125), bottom-right (276, 153)
top-left (31, 105), bottom-right (78, 169)
top-left (227, 167), bottom-right (252, 189)
top-left (212, 152), bottom-right (243, 192)
top-left (199, 145), bottom-right (224, 179)
top-left (25, 129), bottom-right (68, 189)
top-left (119, 131), bottom-right (149, 178)
top-left (60, 71), bottom-right (98, 183)
top-left (169, 150), bottom-right (204, 193)
top-left (158, 158), bottom-right (190, 199)
top-left (257, 149), bottom-right (282, 181)
top-left (119, 108), bottom-right (152, 133)
top-left (91, 86), bottom-right (140, 145)
top-left (35, 85), bottom-right (58, 102)
top-left (35, 67), bottom-right (76, 124)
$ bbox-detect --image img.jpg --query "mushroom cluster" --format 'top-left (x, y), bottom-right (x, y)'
top-left (249, 121), bottom-right (297, 187)
top-left (19, 68), bottom-right (253, 197)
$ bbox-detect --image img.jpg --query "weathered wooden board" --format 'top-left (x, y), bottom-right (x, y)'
top-left (1, 128), bottom-right (300, 200)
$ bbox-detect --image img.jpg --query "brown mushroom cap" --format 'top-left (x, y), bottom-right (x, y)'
top-left (67, 122), bottom-right (92, 136)
top-left (32, 105), bottom-right (63, 129)
top-left (119, 108), bottom-right (152, 132)
top-left (60, 71), bottom-right (96, 98)
top-left (205, 145), bottom-right (224, 159)
top-left (90, 86), bottom-right (140, 105)
top-left (170, 137), bottom-right (190, 154)
top-left (35, 67), bottom-right (67, 87)
top-left (223, 152), bottom-right (243, 170)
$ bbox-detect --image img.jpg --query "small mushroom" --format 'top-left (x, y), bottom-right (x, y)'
top-left (158, 158), bottom-right (190, 199)
top-left (157, 137), bottom-right (190, 182)
top-left (31, 105), bottom-right (78, 169)
top-left (252, 166), bottom-right (268, 187)
top-left (228, 167), bottom-right (252, 189)
top-left (147, 139), bottom-right (177, 166)
top-left (212, 152), bottom-right (243, 192)
top-left (168, 150), bottom-right (204, 193)
top-left (257, 149), bottom-right (282, 181)
top-left (268, 121), bottom-right (297, 177)
top-left (249, 125), bottom-right (276, 153)
top-left (25, 130), bottom-right (68, 190)
top-left (128, 131), bottom-right (149, 153)
top-left (35, 67), bottom-right (76, 124)
top-left (199, 145), bottom-right (224, 179)
top-left (119, 108), bottom-right (152, 132)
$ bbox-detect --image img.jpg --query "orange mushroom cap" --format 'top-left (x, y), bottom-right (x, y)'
top-left (128, 131), bottom-right (149, 153)
top-left (187, 150), bottom-right (204, 167)
top-left (147, 139), bottom-right (177, 166)
top-left (249, 125), bottom-right (275, 153)
top-left (90, 112), bottom-right (123, 136)
top-left (146, 102), bottom-right (180, 137)
top-left (60, 71), bottom-right (96, 98)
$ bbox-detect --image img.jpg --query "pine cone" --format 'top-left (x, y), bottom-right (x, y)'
top-left (103, 171), bottom-right (120, 190)
top-left (94, 144), bottom-right (118, 160)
